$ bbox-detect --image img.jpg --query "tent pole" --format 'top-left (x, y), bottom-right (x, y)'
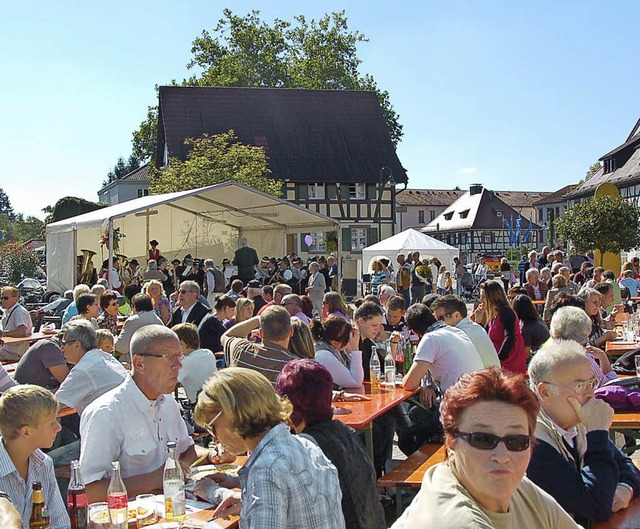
top-left (108, 221), bottom-right (114, 289)
top-left (337, 226), bottom-right (342, 294)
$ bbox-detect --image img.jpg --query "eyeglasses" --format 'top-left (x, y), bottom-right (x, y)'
top-left (204, 410), bottom-right (223, 439)
top-left (136, 353), bottom-right (184, 363)
top-left (60, 339), bottom-right (77, 347)
top-left (541, 378), bottom-right (598, 394)
top-left (437, 312), bottom-right (453, 321)
top-left (454, 431), bottom-right (531, 452)
top-left (179, 289), bottom-right (195, 295)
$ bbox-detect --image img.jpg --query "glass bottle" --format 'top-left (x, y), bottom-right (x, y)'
top-left (107, 461), bottom-right (128, 529)
top-left (68, 460), bottom-right (88, 529)
top-left (29, 481), bottom-right (47, 529)
top-left (369, 346), bottom-right (381, 388)
top-left (384, 344), bottom-right (396, 386)
top-left (163, 442), bottom-right (186, 523)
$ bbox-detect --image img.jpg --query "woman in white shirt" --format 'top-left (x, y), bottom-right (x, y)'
top-left (310, 316), bottom-right (363, 388)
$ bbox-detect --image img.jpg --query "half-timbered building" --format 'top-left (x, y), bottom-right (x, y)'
top-left (422, 184), bottom-right (540, 262)
top-left (155, 86), bottom-right (407, 257)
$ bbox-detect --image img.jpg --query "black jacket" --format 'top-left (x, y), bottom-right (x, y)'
top-left (169, 301), bottom-right (209, 328)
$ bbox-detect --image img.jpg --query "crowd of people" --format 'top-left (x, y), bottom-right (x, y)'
top-left (0, 241), bottom-right (639, 528)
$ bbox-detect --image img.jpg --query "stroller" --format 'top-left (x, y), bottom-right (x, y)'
top-left (460, 272), bottom-right (481, 301)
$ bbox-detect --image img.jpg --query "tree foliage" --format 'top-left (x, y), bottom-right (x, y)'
top-left (0, 188), bottom-right (15, 220)
top-left (0, 214), bottom-right (45, 247)
top-left (150, 130), bottom-right (280, 196)
top-left (585, 162), bottom-right (602, 180)
top-left (43, 197), bottom-right (108, 224)
top-left (555, 195), bottom-right (640, 258)
top-left (132, 9), bottom-right (402, 161)
top-left (0, 242), bottom-right (41, 283)
top-left (103, 154), bottom-right (141, 186)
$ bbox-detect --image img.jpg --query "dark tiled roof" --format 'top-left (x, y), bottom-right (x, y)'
top-left (398, 188), bottom-right (550, 208)
top-left (156, 86), bottom-right (407, 184)
top-left (121, 163), bottom-right (150, 181)
top-left (396, 189), bottom-right (465, 206)
top-left (532, 184), bottom-right (577, 205)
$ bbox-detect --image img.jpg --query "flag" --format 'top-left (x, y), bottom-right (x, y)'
top-left (522, 217), bottom-right (533, 243)
top-left (503, 218), bottom-right (515, 247)
top-left (515, 217), bottom-right (522, 245)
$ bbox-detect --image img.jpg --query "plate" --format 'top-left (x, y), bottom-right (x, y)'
top-left (138, 524), bottom-right (180, 529)
top-left (191, 463), bottom-right (239, 480)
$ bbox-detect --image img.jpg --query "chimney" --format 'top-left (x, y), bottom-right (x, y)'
top-left (470, 184), bottom-right (483, 196)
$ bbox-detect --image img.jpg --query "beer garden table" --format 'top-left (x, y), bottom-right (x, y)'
top-left (1, 331), bottom-right (52, 346)
top-left (333, 382), bottom-right (419, 460)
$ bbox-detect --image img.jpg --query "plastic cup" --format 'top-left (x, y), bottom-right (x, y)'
top-left (135, 494), bottom-right (158, 526)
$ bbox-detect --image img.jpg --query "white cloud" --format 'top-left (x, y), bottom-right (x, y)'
top-left (460, 167), bottom-right (478, 174)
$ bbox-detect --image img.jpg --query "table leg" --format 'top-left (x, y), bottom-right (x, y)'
top-left (363, 424), bottom-right (374, 463)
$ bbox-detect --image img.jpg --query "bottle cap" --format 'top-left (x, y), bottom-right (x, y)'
top-left (167, 441), bottom-right (177, 449)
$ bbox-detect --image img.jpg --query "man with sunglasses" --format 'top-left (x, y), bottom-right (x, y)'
top-left (169, 280), bottom-right (209, 328)
top-left (527, 341), bottom-right (640, 527)
top-left (79, 325), bottom-right (207, 502)
top-left (0, 286), bottom-right (33, 362)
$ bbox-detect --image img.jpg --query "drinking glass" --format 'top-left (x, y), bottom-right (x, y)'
top-left (635, 356), bottom-right (640, 377)
top-left (88, 502), bottom-right (110, 529)
top-left (135, 494), bottom-right (158, 527)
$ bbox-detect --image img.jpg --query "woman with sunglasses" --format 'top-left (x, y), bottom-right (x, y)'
top-left (193, 368), bottom-right (346, 527)
top-left (321, 291), bottom-right (351, 322)
top-left (392, 367), bottom-right (581, 528)
top-left (527, 341), bottom-right (640, 527)
top-left (310, 316), bottom-right (363, 388)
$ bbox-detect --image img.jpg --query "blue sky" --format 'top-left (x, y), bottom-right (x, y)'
top-left (2, 1), bottom-right (639, 219)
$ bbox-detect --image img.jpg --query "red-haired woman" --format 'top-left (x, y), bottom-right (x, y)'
top-left (276, 359), bottom-right (385, 529)
top-left (392, 368), bottom-right (581, 528)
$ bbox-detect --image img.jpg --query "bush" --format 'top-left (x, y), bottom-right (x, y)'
top-left (0, 243), bottom-right (41, 283)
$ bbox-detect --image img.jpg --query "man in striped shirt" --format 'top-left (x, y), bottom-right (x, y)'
top-left (222, 305), bottom-right (298, 385)
top-left (0, 385), bottom-right (70, 529)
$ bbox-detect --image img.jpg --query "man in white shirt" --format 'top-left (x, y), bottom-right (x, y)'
top-left (430, 295), bottom-right (500, 368)
top-left (80, 325), bottom-right (206, 502)
top-left (0, 286), bottom-right (33, 362)
top-left (115, 294), bottom-right (163, 363)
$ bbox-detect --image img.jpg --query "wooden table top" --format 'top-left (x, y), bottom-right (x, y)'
top-left (605, 339), bottom-right (639, 354)
top-left (1, 331), bottom-right (53, 345)
top-left (333, 382), bottom-right (418, 429)
top-left (611, 410), bottom-right (640, 429)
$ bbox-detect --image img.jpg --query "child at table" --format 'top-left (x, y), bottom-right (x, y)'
top-left (0, 385), bottom-right (70, 529)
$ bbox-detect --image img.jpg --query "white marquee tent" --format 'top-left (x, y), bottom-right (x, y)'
top-left (361, 228), bottom-right (459, 272)
top-left (46, 182), bottom-right (339, 293)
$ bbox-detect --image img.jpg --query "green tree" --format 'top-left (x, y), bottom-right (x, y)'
top-left (0, 242), bottom-right (41, 283)
top-left (150, 130), bottom-right (280, 196)
top-left (0, 188), bottom-right (15, 220)
top-left (103, 154), bottom-right (141, 186)
top-left (0, 214), bottom-right (45, 247)
top-left (585, 162), bottom-right (602, 180)
top-left (132, 9), bottom-right (402, 161)
top-left (555, 195), bottom-right (640, 265)
top-left (43, 197), bottom-right (108, 224)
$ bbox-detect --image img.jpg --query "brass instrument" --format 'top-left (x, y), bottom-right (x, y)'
top-left (115, 254), bottom-right (128, 269)
top-left (78, 249), bottom-right (97, 285)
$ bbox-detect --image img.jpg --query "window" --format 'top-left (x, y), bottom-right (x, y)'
top-left (429, 210), bottom-right (436, 221)
top-left (418, 210), bottom-right (425, 224)
top-left (444, 212), bottom-right (454, 221)
top-left (308, 232), bottom-right (327, 253)
top-left (459, 209), bottom-right (470, 219)
top-left (308, 183), bottom-right (325, 200)
top-left (351, 227), bottom-right (368, 252)
top-left (137, 188), bottom-right (149, 198)
top-left (349, 183), bottom-right (366, 200)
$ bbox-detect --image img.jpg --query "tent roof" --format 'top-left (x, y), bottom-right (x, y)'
top-left (363, 228), bottom-right (458, 253)
top-left (47, 181), bottom-right (338, 234)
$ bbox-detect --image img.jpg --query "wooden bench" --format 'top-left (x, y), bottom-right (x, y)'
top-left (377, 444), bottom-right (445, 516)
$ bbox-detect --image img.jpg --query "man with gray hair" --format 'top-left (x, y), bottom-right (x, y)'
top-left (222, 305), bottom-right (297, 384)
top-left (79, 325), bottom-right (206, 502)
top-left (281, 293), bottom-right (310, 325)
top-left (527, 341), bottom-right (640, 527)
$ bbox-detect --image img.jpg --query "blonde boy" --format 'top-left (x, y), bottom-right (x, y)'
top-left (95, 329), bottom-right (115, 355)
top-left (0, 385), bottom-right (70, 529)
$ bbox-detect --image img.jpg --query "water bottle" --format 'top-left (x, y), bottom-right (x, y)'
top-left (369, 346), bottom-right (381, 388)
top-left (107, 461), bottom-right (127, 529)
top-left (163, 442), bottom-right (186, 523)
top-left (384, 344), bottom-right (396, 387)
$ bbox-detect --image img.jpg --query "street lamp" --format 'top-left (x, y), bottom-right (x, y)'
top-left (378, 167), bottom-right (396, 241)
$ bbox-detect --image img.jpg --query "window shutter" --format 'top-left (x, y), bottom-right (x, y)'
top-left (369, 227), bottom-right (379, 244)
top-left (301, 233), bottom-right (308, 250)
top-left (327, 184), bottom-right (337, 200)
top-left (298, 184), bottom-right (308, 200)
top-left (340, 184), bottom-right (350, 200)
top-left (341, 228), bottom-right (351, 252)
top-left (367, 183), bottom-right (378, 200)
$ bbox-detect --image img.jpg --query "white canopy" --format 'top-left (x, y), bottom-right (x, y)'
top-left (46, 181), bottom-right (339, 292)
top-left (361, 228), bottom-right (459, 272)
